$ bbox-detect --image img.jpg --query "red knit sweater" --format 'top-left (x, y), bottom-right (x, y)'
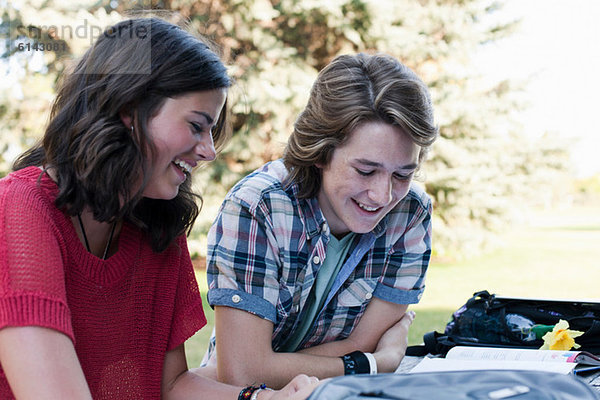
top-left (0, 167), bottom-right (207, 399)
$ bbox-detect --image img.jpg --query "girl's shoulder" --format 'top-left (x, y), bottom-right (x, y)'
top-left (1, 167), bottom-right (58, 199)
top-left (0, 167), bottom-right (60, 220)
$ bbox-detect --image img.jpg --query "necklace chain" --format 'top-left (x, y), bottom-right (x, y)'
top-left (77, 214), bottom-right (117, 260)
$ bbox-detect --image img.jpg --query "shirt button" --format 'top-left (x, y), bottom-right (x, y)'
top-left (232, 295), bottom-right (241, 303)
top-left (312, 256), bottom-right (320, 264)
top-left (365, 293), bottom-right (373, 300)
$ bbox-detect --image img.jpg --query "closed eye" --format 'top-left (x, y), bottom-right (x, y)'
top-left (191, 122), bottom-right (209, 135)
top-left (393, 172), bottom-right (413, 181)
top-left (355, 168), bottom-right (374, 176)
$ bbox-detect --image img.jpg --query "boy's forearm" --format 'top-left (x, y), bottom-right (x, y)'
top-left (219, 350), bottom-right (344, 389)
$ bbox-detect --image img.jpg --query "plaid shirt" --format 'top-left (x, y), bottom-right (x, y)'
top-left (206, 159), bottom-right (432, 352)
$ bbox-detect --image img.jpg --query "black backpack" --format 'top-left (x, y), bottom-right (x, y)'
top-left (407, 290), bottom-right (600, 357)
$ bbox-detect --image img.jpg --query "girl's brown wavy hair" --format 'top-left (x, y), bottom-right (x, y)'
top-left (13, 17), bottom-right (232, 252)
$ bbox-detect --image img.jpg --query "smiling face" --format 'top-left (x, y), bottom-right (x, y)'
top-left (316, 121), bottom-right (420, 237)
top-left (141, 89), bottom-right (227, 200)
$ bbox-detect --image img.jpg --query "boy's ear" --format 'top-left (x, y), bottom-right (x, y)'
top-left (119, 109), bottom-right (133, 129)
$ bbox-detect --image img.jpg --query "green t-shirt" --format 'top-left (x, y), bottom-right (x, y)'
top-left (280, 233), bottom-right (356, 352)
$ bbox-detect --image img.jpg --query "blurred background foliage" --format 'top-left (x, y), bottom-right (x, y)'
top-left (1, 0), bottom-right (586, 261)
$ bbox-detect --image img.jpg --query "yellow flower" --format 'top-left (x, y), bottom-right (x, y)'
top-left (539, 319), bottom-right (584, 351)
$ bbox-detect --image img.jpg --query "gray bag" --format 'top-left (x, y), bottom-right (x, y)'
top-left (306, 370), bottom-right (600, 399)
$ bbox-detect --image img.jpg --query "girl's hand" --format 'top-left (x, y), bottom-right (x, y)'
top-left (261, 374), bottom-right (321, 400)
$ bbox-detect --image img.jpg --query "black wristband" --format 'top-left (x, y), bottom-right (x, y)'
top-left (341, 351), bottom-right (370, 375)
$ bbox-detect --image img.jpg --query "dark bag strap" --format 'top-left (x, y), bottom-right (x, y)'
top-left (405, 331), bottom-right (541, 357)
top-left (406, 331), bottom-right (452, 356)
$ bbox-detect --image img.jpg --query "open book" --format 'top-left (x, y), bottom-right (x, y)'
top-left (409, 346), bottom-right (600, 375)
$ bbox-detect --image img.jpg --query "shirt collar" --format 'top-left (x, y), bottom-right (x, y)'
top-left (372, 217), bottom-right (387, 238)
top-left (301, 196), bottom-right (327, 239)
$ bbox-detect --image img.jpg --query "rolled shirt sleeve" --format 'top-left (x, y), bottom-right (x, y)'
top-left (207, 197), bottom-right (282, 323)
top-left (374, 184), bottom-right (432, 304)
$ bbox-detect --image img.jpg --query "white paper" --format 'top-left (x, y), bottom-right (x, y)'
top-left (410, 357), bottom-right (576, 375)
top-left (445, 346), bottom-right (580, 363)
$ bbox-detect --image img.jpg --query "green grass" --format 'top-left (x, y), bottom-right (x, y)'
top-left (185, 204), bottom-right (600, 367)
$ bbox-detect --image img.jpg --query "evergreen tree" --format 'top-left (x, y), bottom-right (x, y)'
top-left (1, 0), bottom-right (570, 259)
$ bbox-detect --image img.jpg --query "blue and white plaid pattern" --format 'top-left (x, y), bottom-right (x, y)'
top-left (206, 159), bottom-right (432, 353)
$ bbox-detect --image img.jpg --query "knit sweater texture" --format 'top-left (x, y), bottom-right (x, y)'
top-left (0, 167), bottom-right (206, 399)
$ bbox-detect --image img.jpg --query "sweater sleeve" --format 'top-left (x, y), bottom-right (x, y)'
top-left (166, 236), bottom-right (206, 351)
top-left (0, 177), bottom-right (73, 341)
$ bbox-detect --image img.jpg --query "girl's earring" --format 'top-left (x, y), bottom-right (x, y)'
top-left (131, 125), bottom-right (134, 134)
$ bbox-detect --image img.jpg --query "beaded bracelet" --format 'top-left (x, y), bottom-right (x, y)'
top-left (238, 383), bottom-right (268, 400)
top-left (250, 386), bottom-right (273, 400)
